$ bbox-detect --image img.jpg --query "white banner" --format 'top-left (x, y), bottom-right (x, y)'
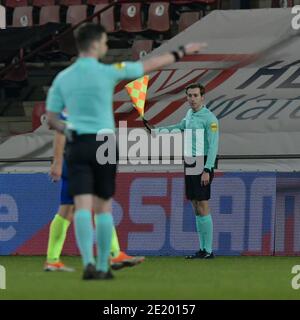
top-left (0, 6), bottom-right (5, 29)
top-left (1, 9), bottom-right (300, 171)
top-left (113, 9), bottom-right (300, 169)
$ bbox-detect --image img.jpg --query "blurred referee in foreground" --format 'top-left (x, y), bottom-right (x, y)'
top-left (46, 22), bottom-right (206, 280)
top-left (148, 83), bottom-right (219, 259)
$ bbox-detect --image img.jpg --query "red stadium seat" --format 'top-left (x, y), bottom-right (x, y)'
top-left (132, 39), bottom-right (153, 60)
top-left (59, 0), bottom-right (82, 6)
top-left (32, 102), bottom-right (46, 131)
top-left (272, 0), bottom-right (294, 7)
top-left (147, 2), bottom-right (170, 32)
top-left (93, 4), bottom-right (116, 33)
top-left (171, 0), bottom-right (216, 3)
top-left (5, 0), bottom-right (28, 8)
top-left (120, 3), bottom-right (143, 32)
top-left (87, 0), bottom-right (109, 5)
top-left (32, 0), bottom-right (55, 7)
top-left (66, 5), bottom-right (87, 26)
top-left (13, 6), bottom-right (33, 27)
top-left (39, 5), bottom-right (60, 25)
top-left (178, 11), bottom-right (201, 33)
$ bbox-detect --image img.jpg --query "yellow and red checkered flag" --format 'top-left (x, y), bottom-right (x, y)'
top-left (125, 75), bottom-right (149, 118)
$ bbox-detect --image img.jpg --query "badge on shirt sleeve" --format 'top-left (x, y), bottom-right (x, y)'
top-left (113, 62), bottom-right (126, 70)
top-left (210, 122), bottom-right (218, 132)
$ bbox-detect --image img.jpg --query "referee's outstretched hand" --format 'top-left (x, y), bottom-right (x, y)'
top-left (142, 42), bottom-right (207, 74)
top-left (184, 42), bottom-right (208, 55)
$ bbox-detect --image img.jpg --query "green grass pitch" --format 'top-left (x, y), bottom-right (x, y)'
top-left (0, 256), bottom-right (300, 299)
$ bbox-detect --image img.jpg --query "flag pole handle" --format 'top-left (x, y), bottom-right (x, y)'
top-left (142, 117), bottom-right (152, 134)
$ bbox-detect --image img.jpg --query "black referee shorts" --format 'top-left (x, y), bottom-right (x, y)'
top-left (64, 133), bottom-right (117, 199)
top-left (184, 159), bottom-right (214, 201)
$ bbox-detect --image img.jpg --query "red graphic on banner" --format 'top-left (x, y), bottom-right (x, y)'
top-left (114, 54), bottom-right (256, 127)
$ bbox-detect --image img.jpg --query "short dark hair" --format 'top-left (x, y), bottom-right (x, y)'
top-left (185, 83), bottom-right (205, 96)
top-left (74, 23), bottom-right (106, 52)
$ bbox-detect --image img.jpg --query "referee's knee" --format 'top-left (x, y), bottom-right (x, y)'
top-left (196, 201), bottom-right (209, 216)
top-left (94, 194), bottom-right (113, 213)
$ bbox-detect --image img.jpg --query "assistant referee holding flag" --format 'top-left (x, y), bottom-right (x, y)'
top-left (148, 83), bottom-right (219, 259)
top-left (46, 23), bottom-right (207, 280)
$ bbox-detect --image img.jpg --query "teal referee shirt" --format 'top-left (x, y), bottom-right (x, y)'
top-left (46, 57), bottom-right (144, 134)
top-left (156, 106), bottom-right (219, 170)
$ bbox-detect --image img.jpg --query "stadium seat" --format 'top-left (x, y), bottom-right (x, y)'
top-left (171, 0), bottom-right (217, 3)
top-left (272, 0), bottom-right (294, 7)
top-left (120, 3), bottom-right (143, 32)
top-left (32, 102), bottom-right (46, 131)
top-left (12, 6), bottom-right (33, 27)
top-left (39, 5), bottom-right (60, 25)
top-left (188, 0), bottom-right (216, 3)
top-left (32, 0), bottom-right (55, 7)
top-left (93, 4), bottom-right (116, 33)
top-left (147, 2), bottom-right (170, 32)
top-left (87, 0), bottom-right (109, 5)
top-left (170, 0), bottom-right (191, 3)
top-left (66, 5), bottom-right (87, 26)
top-left (5, 0), bottom-right (28, 8)
top-left (59, 0), bottom-right (82, 6)
top-left (132, 39), bottom-right (153, 60)
top-left (178, 11), bottom-right (201, 32)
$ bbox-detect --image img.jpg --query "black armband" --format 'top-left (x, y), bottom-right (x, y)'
top-left (178, 45), bottom-right (186, 56)
top-left (171, 51), bottom-right (181, 62)
top-left (203, 168), bottom-right (211, 173)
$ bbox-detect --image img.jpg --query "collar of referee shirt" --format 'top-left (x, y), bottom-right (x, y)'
top-left (77, 56), bottom-right (99, 64)
top-left (191, 104), bottom-right (206, 114)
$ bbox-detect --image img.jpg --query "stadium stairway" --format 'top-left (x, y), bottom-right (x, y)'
top-left (0, 46), bottom-right (135, 138)
top-left (0, 0), bottom-right (211, 138)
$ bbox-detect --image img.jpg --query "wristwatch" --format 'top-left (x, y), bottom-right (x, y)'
top-left (203, 168), bottom-right (211, 173)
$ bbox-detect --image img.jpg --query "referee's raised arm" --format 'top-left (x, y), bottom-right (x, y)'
top-left (141, 43), bottom-right (207, 74)
top-left (107, 42), bottom-right (207, 83)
